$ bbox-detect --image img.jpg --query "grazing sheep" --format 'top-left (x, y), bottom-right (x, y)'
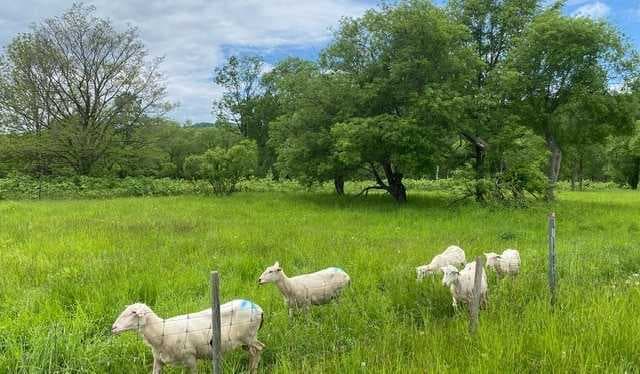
top-left (258, 262), bottom-right (350, 315)
top-left (416, 245), bottom-right (466, 280)
top-left (485, 249), bottom-right (521, 276)
top-left (112, 299), bottom-right (265, 374)
top-left (441, 262), bottom-right (488, 311)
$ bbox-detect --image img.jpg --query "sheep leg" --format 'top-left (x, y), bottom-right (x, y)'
top-left (480, 294), bottom-right (488, 309)
top-left (451, 297), bottom-right (458, 311)
top-left (184, 356), bottom-right (197, 374)
top-left (152, 356), bottom-right (164, 374)
top-left (248, 340), bottom-right (265, 374)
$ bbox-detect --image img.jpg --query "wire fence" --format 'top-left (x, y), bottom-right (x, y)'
top-left (113, 215), bottom-right (558, 372)
top-left (123, 300), bottom-right (265, 364)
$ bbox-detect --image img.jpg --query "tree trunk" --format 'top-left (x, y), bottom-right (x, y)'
top-left (461, 132), bottom-right (487, 202)
top-left (382, 160), bottom-right (406, 203)
top-left (334, 175), bottom-right (345, 196)
top-left (474, 141), bottom-right (486, 202)
top-left (545, 135), bottom-right (562, 201)
top-left (570, 161), bottom-right (577, 191)
top-left (630, 157), bottom-right (640, 190)
top-left (578, 156), bottom-right (584, 191)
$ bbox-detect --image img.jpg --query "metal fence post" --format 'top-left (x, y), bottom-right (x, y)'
top-left (548, 213), bottom-right (557, 308)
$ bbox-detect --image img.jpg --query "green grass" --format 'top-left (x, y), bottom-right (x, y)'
top-left (1, 191), bottom-right (639, 373)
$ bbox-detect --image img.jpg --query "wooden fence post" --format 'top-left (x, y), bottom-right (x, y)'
top-left (469, 256), bottom-right (484, 334)
top-left (210, 271), bottom-right (222, 374)
top-left (548, 213), bottom-right (557, 307)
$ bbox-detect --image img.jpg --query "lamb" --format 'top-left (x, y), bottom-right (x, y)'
top-left (258, 262), bottom-right (351, 315)
top-left (111, 299), bottom-right (265, 374)
top-left (484, 249), bottom-right (521, 276)
top-left (416, 245), bottom-right (466, 280)
top-left (441, 262), bottom-right (488, 311)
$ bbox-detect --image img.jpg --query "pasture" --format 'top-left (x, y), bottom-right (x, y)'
top-left (0, 191), bottom-right (639, 372)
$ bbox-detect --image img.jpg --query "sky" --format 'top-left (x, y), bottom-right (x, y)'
top-left (1, 0), bottom-right (639, 124)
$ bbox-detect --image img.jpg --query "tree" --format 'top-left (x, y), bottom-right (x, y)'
top-left (213, 55), bottom-right (278, 175)
top-left (0, 4), bottom-right (168, 175)
top-left (501, 7), bottom-right (636, 200)
top-left (266, 58), bottom-right (355, 195)
top-left (608, 121), bottom-right (640, 189)
top-left (321, 0), bottom-right (476, 202)
top-left (184, 140), bottom-right (258, 195)
top-left (332, 115), bottom-right (437, 201)
top-left (447, 0), bottom-right (540, 201)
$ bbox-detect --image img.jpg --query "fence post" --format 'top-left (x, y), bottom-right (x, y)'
top-left (548, 213), bottom-right (557, 307)
top-left (210, 271), bottom-right (222, 374)
top-left (469, 256), bottom-right (484, 335)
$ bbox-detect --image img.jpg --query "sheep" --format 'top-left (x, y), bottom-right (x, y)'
top-left (111, 299), bottom-right (265, 374)
top-left (484, 249), bottom-right (521, 276)
top-left (416, 245), bottom-right (466, 280)
top-left (258, 262), bottom-right (351, 315)
top-left (440, 261), bottom-right (488, 311)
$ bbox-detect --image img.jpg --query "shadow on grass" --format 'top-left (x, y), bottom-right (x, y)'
top-left (292, 191), bottom-right (460, 212)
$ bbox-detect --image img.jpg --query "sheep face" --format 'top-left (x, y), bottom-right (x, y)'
top-left (112, 303), bottom-right (149, 334)
top-left (440, 265), bottom-right (460, 287)
top-left (258, 262), bottom-right (283, 285)
top-left (484, 253), bottom-right (500, 270)
top-left (415, 265), bottom-right (434, 280)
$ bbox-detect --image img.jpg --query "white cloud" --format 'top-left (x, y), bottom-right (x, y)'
top-left (572, 1), bottom-right (611, 19)
top-left (0, 0), bottom-right (370, 122)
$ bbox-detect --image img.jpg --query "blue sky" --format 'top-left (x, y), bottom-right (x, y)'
top-left (1, 0), bottom-right (639, 123)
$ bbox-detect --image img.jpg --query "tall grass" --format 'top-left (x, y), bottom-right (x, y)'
top-left (0, 191), bottom-right (639, 372)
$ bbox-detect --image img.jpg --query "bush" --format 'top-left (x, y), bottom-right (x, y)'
top-left (556, 180), bottom-right (624, 192)
top-left (184, 140), bottom-right (258, 195)
top-left (0, 176), bottom-right (212, 200)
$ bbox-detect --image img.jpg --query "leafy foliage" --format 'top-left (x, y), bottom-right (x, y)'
top-left (184, 140), bottom-right (258, 195)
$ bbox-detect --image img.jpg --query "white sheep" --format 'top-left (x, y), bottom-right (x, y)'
top-left (416, 245), bottom-right (466, 280)
top-left (112, 299), bottom-right (265, 374)
top-left (441, 262), bottom-right (488, 311)
top-left (258, 262), bottom-right (350, 315)
top-left (484, 249), bottom-right (521, 276)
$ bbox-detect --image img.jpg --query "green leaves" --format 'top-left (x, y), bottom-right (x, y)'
top-left (184, 140), bottom-right (258, 195)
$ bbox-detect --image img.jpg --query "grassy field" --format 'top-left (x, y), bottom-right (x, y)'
top-left (0, 191), bottom-right (639, 373)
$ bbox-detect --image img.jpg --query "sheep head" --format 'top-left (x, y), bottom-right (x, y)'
top-left (484, 252), bottom-right (500, 270)
top-left (112, 303), bottom-right (151, 334)
top-left (415, 264), bottom-right (434, 280)
top-left (258, 261), bottom-right (283, 285)
top-left (440, 265), bottom-right (460, 287)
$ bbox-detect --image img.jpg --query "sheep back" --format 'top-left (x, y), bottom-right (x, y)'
top-left (288, 267), bottom-right (351, 306)
top-left (496, 249), bottom-right (521, 275)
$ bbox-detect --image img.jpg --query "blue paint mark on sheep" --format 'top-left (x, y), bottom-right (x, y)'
top-left (238, 299), bottom-right (262, 313)
top-left (329, 267), bottom-right (344, 273)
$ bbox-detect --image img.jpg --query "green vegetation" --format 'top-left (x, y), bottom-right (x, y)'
top-left (0, 191), bottom-right (639, 372)
top-left (2, 1), bottom-right (639, 204)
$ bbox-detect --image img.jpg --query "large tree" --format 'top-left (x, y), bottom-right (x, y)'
top-left (321, 0), bottom-right (476, 202)
top-left (0, 4), bottom-right (168, 175)
top-left (447, 0), bottom-right (540, 201)
top-left (266, 58), bottom-right (356, 195)
top-left (501, 7), bottom-right (637, 200)
top-left (213, 55), bottom-right (279, 175)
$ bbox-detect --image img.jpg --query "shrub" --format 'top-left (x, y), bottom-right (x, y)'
top-left (184, 140), bottom-right (258, 195)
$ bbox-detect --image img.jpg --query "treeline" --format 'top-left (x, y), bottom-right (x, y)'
top-left (1, 1), bottom-right (639, 202)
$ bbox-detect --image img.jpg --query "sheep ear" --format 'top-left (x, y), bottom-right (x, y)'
top-left (274, 261), bottom-right (280, 268)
